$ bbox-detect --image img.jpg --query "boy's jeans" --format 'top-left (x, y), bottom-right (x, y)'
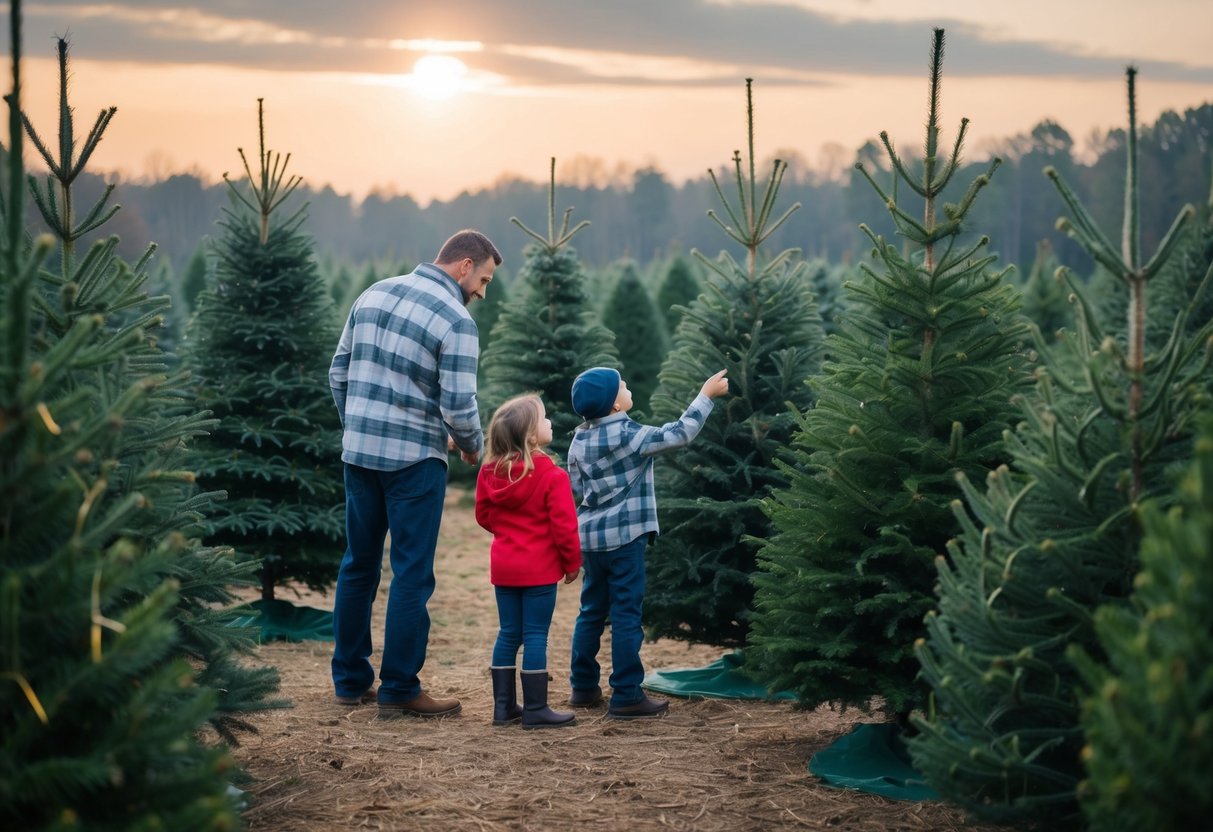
top-left (569, 536), bottom-right (646, 707)
top-left (331, 459), bottom-right (446, 704)
top-left (492, 584), bottom-right (558, 671)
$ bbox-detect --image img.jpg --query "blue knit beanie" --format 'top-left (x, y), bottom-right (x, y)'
top-left (571, 367), bottom-right (621, 420)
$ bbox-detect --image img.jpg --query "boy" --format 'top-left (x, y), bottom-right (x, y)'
top-left (566, 366), bottom-right (729, 718)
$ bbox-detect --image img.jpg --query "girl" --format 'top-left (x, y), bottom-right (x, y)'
top-left (475, 394), bottom-right (582, 728)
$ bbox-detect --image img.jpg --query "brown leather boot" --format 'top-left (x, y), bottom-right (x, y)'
top-left (378, 691), bottom-right (462, 719)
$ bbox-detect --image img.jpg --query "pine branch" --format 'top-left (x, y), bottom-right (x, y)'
top-left (25, 173), bottom-right (61, 233)
top-left (71, 184), bottom-right (119, 239)
top-left (73, 107), bottom-right (118, 178)
top-left (3, 0), bottom-right (23, 266)
top-left (1141, 204), bottom-right (1196, 279)
top-left (931, 117), bottom-right (970, 195)
top-left (923, 28), bottom-right (945, 192)
top-left (880, 131), bottom-right (930, 200)
top-left (220, 99), bottom-right (305, 244)
top-left (1044, 167), bottom-right (1122, 267)
top-left (19, 111), bottom-right (59, 174)
top-left (1122, 67), bottom-right (1139, 269)
top-left (509, 157), bottom-right (589, 254)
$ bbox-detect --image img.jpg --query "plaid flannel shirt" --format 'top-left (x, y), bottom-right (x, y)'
top-left (329, 263), bottom-right (483, 471)
top-left (566, 394), bottom-right (714, 552)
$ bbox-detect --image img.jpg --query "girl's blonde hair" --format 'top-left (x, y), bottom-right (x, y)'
top-left (484, 394), bottom-right (546, 480)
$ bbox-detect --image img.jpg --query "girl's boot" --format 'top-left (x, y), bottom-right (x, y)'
top-left (520, 670), bottom-right (575, 729)
top-left (490, 666), bottom-right (523, 726)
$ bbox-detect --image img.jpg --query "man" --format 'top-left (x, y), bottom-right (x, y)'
top-left (329, 229), bottom-right (501, 718)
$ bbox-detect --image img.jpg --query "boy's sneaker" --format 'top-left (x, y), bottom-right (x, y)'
top-left (607, 694), bottom-right (669, 719)
top-left (569, 686), bottom-right (603, 707)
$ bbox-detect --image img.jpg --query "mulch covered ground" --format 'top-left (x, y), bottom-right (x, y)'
top-left (228, 490), bottom-right (1004, 831)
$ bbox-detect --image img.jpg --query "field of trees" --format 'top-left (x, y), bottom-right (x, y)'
top-left (4, 1), bottom-right (1211, 828)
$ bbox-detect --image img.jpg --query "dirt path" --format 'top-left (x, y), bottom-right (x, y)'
top-left (230, 490), bottom-right (994, 831)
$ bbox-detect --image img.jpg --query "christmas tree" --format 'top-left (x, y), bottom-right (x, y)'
top-left (642, 80), bottom-right (825, 646)
top-left (1070, 417), bottom-right (1213, 832)
top-left (0, 19), bottom-right (251, 827)
top-left (181, 242), bottom-right (211, 315)
top-left (602, 260), bottom-right (665, 414)
top-left (327, 262), bottom-right (355, 309)
top-left (801, 257), bottom-right (851, 338)
top-left (1137, 164), bottom-right (1213, 362)
top-left (1017, 239), bottom-right (1070, 341)
top-left (747, 28), bottom-right (1029, 715)
top-left (480, 158), bottom-right (617, 458)
top-left (655, 254), bottom-right (701, 338)
top-left (909, 67), bottom-right (1209, 828)
top-left (183, 100), bottom-right (345, 601)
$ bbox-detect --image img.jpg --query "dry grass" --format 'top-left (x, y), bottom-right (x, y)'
top-left (229, 490), bottom-right (1001, 831)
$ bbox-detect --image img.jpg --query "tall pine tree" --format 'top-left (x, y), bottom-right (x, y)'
top-left (643, 80), bottom-right (825, 646)
top-left (747, 28), bottom-right (1029, 715)
top-left (183, 100), bottom-right (344, 601)
top-left (1, 19), bottom-right (257, 828)
top-left (909, 67), bottom-right (1210, 828)
top-left (602, 260), bottom-right (665, 415)
top-left (480, 157), bottom-right (617, 459)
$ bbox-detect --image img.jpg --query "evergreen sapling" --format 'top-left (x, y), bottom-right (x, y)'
top-left (183, 100), bottom-right (345, 601)
top-left (643, 80), bottom-right (825, 646)
top-left (480, 157), bottom-right (617, 459)
top-left (909, 67), bottom-right (1210, 828)
top-left (748, 28), bottom-right (1029, 715)
top-left (1, 19), bottom-right (269, 827)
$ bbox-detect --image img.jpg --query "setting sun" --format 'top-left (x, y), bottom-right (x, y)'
top-left (410, 54), bottom-right (468, 100)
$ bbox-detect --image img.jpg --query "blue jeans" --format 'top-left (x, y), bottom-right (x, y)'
top-left (569, 536), bottom-right (647, 706)
top-left (492, 584), bottom-right (558, 671)
top-left (331, 459), bottom-right (446, 704)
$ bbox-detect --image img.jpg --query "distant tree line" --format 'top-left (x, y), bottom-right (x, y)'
top-left (12, 104), bottom-right (1210, 283)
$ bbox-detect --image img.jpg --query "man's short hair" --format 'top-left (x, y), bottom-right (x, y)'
top-left (436, 229), bottom-right (502, 266)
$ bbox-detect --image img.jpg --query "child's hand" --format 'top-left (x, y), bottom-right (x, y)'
top-left (563, 571), bottom-right (580, 584)
top-left (699, 369), bottom-right (729, 399)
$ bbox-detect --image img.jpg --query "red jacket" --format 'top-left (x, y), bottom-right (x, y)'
top-left (475, 453), bottom-right (582, 586)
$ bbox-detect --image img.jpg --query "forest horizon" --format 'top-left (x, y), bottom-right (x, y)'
top-left (36, 100), bottom-right (1213, 287)
top-left (13, 0), bottom-right (1213, 205)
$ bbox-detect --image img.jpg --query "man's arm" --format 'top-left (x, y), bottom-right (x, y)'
top-left (439, 315), bottom-right (483, 457)
top-left (329, 319), bottom-right (353, 428)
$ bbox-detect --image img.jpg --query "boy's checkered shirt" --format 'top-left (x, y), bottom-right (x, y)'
top-left (330, 263), bottom-right (483, 471)
top-left (566, 394), bottom-right (714, 552)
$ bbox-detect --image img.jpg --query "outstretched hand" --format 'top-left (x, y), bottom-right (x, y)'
top-left (699, 369), bottom-right (729, 399)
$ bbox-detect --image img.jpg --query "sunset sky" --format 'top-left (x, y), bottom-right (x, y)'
top-left (10, 1), bottom-right (1213, 204)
